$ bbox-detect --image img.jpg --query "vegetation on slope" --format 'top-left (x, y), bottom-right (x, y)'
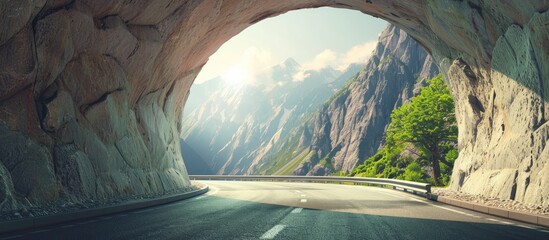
top-left (350, 74), bottom-right (458, 186)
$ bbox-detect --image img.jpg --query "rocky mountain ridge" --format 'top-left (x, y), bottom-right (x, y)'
top-left (182, 59), bottom-right (363, 175)
top-left (251, 25), bottom-right (439, 176)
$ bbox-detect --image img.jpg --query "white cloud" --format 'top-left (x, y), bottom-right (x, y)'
top-left (293, 49), bottom-right (336, 82)
top-left (293, 41), bottom-right (378, 81)
top-left (208, 41), bottom-right (379, 84)
top-left (241, 47), bottom-right (273, 74)
top-left (292, 71), bottom-right (311, 82)
top-left (337, 41), bottom-right (378, 71)
top-left (302, 49), bottom-right (338, 71)
top-left (221, 47), bottom-right (274, 86)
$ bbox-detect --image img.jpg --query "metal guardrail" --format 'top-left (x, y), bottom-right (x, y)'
top-left (189, 175), bottom-right (431, 197)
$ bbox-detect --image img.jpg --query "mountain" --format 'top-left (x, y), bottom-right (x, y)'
top-left (180, 139), bottom-right (213, 174)
top-left (181, 58), bottom-right (363, 174)
top-left (182, 77), bottom-right (223, 117)
top-left (251, 24), bottom-right (439, 176)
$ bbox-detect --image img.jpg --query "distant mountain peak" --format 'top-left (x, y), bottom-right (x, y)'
top-left (344, 63), bottom-right (366, 71)
top-left (281, 58), bottom-right (300, 69)
top-left (182, 53), bottom-right (363, 175)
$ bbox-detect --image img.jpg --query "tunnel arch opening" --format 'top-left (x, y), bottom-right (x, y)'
top-left (172, 1), bottom-right (548, 207)
top-left (0, 1), bottom-right (548, 212)
top-left (180, 7), bottom-right (391, 176)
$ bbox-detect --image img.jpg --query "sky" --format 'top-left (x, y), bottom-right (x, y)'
top-left (194, 7), bottom-right (387, 84)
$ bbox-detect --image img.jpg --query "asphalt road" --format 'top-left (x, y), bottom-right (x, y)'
top-left (1, 181), bottom-right (548, 240)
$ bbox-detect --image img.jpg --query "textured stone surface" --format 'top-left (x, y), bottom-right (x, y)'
top-left (0, 123), bottom-right (57, 204)
top-left (0, 157), bottom-right (21, 212)
top-left (447, 12), bottom-right (549, 205)
top-left (0, 24), bottom-right (35, 102)
top-left (54, 144), bottom-right (96, 199)
top-left (0, 0), bottom-right (39, 46)
top-left (43, 90), bottom-right (74, 132)
top-left (0, 0), bottom-right (548, 211)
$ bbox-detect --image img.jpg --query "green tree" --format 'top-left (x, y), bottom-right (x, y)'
top-left (386, 74), bottom-right (457, 185)
top-left (402, 161), bottom-right (426, 182)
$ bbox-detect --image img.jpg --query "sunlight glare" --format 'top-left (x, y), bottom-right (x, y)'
top-left (222, 65), bottom-right (250, 85)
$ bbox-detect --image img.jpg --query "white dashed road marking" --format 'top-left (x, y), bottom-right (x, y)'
top-left (30, 229), bottom-right (52, 234)
top-left (260, 225), bottom-right (286, 239)
top-left (137, 207), bottom-right (158, 213)
top-left (517, 225), bottom-right (535, 230)
top-left (486, 218), bottom-right (499, 222)
top-left (300, 199), bottom-right (307, 203)
top-left (206, 187), bottom-right (219, 196)
top-left (291, 208), bottom-right (303, 214)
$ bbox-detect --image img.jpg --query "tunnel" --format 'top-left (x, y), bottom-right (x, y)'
top-left (0, 0), bottom-right (548, 212)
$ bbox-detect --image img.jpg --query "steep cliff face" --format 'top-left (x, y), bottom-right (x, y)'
top-left (253, 25), bottom-right (438, 176)
top-left (446, 13), bottom-right (549, 205)
top-left (182, 59), bottom-right (362, 174)
top-left (1, 1), bottom-right (548, 210)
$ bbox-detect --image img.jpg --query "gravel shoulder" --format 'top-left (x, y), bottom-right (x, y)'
top-left (433, 188), bottom-right (549, 216)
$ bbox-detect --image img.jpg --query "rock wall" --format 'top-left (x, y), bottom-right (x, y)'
top-left (0, 1), bottom-right (194, 211)
top-left (1, 0), bottom-right (548, 210)
top-left (444, 11), bottom-right (549, 205)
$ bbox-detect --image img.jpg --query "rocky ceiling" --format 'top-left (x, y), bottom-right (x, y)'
top-left (0, 0), bottom-right (547, 211)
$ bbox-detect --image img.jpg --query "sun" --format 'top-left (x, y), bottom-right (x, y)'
top-left (222, 65), bottom-right (250, 86)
